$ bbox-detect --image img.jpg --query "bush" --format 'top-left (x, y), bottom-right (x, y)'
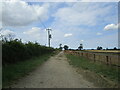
top-left (2, 39), bottom-right (55, 66)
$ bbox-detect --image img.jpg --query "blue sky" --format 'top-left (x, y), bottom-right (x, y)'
top-left (1, 0), bottom-right (119, 49)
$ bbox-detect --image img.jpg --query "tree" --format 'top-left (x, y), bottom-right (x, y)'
top-left (106, 48), bottom-right (108, 50)
top-left (78, 44), bottom-right (83, 50)
top-left (59, 44), bottom-right (62, 50)
top-left (100, 47), bottom-right (102, 50)
top-left (63, 45), bottom-right (69, 50)
top-left (114, 47), bottom-right (117, 50)
top-left (97, 46), bottom-right (102, 50)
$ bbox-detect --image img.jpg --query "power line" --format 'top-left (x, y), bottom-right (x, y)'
top-left (39, 18), bottom-right (52, 47)
top-left (39, 18), bottom-right (47, 29)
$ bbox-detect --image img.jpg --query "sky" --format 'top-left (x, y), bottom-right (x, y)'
top-left (0, 0), bottom-right (119, 49)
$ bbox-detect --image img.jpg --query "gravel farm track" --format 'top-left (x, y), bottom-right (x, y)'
top-left (9, 51), bottom-right (96, 88)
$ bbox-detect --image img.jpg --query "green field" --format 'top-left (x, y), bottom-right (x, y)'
top-left (65, 54), bottom-right (119, 87)
top-left (2, 53), bottom-right (55, 87)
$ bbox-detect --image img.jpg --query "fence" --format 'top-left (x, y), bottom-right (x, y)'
top-left (65, 50), bottom-right (120, 67)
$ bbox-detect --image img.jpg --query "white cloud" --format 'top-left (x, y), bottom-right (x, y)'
top-left (0, 2), bottom-right (2, 29)
top-left (52, 3), bottom-right (114, 27)
top-left (6, 0), bottom-right (118, 2)
top-left (53, 7), bottom-right (96, 26)
top-left (104, 24), bottom-right (118, 31)
top-left (1, 0), bottom-right (49, 26)
top-left (96, 32), bottom-right (102, 35)
top-left (81, 40), bottom-right (84, 42)
top-left (23, 27), bottom-right (41, 38)
top-left (64, 33), bottom-right (72, 37)
top-left (0, 29), bottom-right (15, 37)
top-left (23, 27), bottom-right (47, 44)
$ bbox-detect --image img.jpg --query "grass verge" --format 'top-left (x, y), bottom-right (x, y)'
top-left (65, 54), bottom-right (119, 87)
top-left (2, 52), bottom-right (56, 87)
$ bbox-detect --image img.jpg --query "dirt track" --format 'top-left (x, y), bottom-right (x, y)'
top-left (10, 51), bottom-right (96, 88)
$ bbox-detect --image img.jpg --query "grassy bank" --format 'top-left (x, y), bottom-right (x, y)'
top-left (3, 52), bottom-right (56, 87)
top-left (65, 54), bottom-right (119, 86)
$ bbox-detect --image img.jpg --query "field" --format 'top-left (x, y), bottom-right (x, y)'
top-left (65, 50), bottom-right (119, 66)
top-left (83, 50), bottom-right (120, 53)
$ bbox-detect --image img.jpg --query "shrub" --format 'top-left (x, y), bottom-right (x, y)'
top-left (2, 39), bottom-right (55, 66)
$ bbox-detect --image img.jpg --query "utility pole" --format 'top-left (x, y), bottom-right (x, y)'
top-left (46, 28), bottom-right (52, 47)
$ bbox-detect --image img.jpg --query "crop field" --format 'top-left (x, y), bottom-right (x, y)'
top-left (65, 50), bottom-right (119, 67)
top-left (83, 50), bottom-right (120, 53)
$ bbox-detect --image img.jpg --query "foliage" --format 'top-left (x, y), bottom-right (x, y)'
top-left (59, 44), bottom-right (62, 50)
top-left (78, 44), bottom-right (83, 50)
top-left (63, 45), bottom-right (69, 50)
top-left (97, 46), bottom-right (103, 50)
top-left (113, 47), bottom-right (117, 50)
top-left (2, 39), bottom-right (55, 65)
